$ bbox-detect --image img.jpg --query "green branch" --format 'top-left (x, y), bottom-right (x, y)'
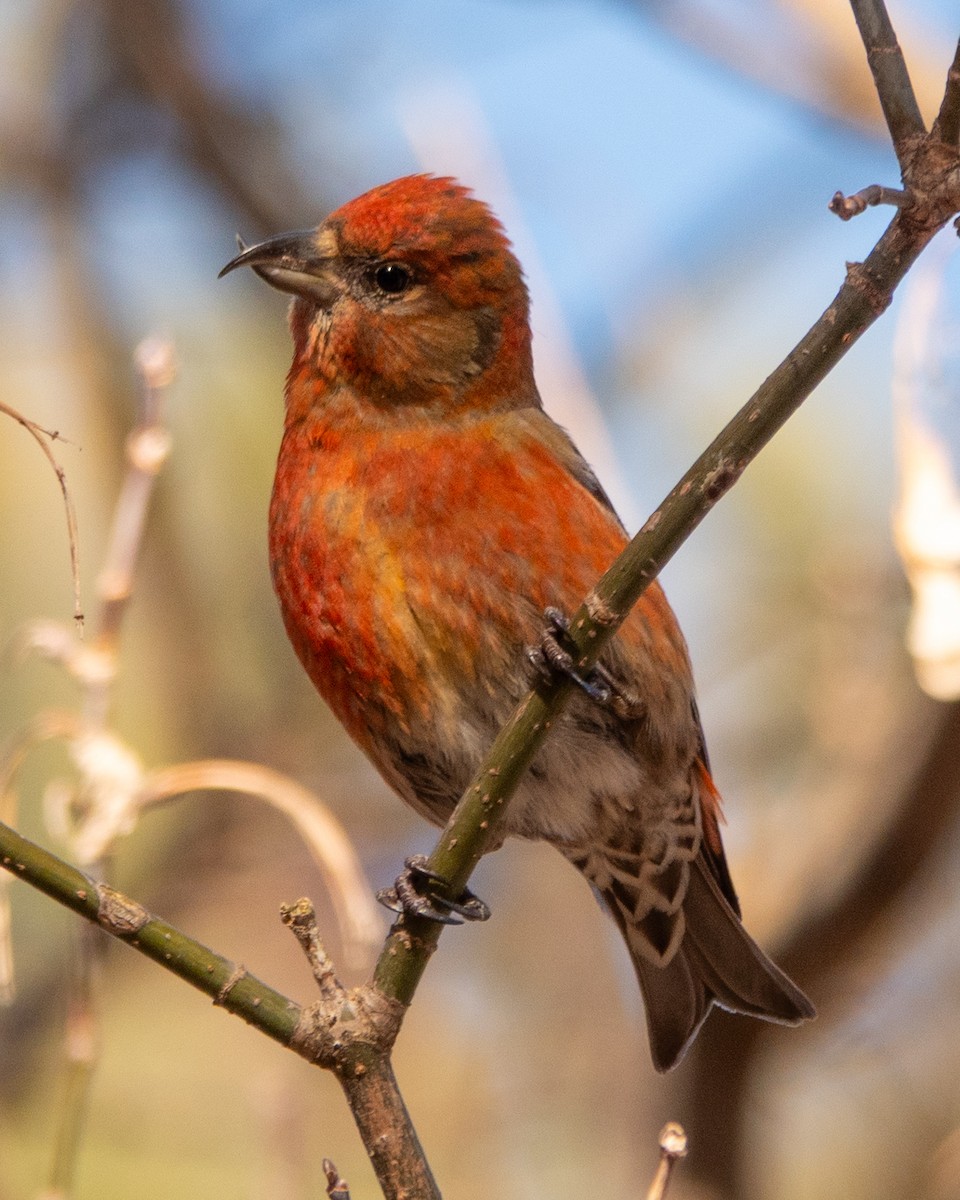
top-left (0, 820), bottom-right (302, 1047)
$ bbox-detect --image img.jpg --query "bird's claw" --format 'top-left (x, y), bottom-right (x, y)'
top-left (528, 607), bottom-right (644, 718)
top-left (377, 854), bottom-right (491, 925)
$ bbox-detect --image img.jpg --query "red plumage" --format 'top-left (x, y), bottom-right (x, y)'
top-left (222, 174), bottom-right (814, 1071)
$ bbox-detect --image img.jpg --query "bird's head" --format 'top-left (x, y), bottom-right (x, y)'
top-left (220, 174), bottom-right (537, 416)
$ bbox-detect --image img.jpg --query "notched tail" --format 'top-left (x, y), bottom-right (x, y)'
top-left (628, 856), bottom-right (815, 1073)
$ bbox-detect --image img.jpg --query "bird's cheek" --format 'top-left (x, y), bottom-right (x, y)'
top-left (397, 308), bottom-right (491, 386)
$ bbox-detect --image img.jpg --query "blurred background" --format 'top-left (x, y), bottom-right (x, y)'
top-left (2, 1), bottom-right (960, 1197)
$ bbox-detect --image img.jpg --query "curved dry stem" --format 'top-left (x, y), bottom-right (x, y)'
top-left (139, 760), bottom-right (382, 967)
top-left (0, 401), bottom-right (83, 629)
top-left (0, 711), bottom-right (84, 807)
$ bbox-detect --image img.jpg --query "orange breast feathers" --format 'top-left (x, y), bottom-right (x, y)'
top-left (267, 403), bottom-right (693, 747)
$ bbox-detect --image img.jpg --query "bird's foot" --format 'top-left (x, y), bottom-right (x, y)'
top-left (528, 607), bottom-right (644, 720)
top-left (377, 854), bottom-right (491, 925)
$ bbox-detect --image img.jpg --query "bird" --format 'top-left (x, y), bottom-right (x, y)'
top-left (219, 174), bottom-right (814, 1071)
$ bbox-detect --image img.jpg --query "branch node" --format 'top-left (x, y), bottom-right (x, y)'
top-left (584, 590), bottom-right (618, 627)
top-left (659, 1121), bottom-right (688, 1160)
top-left (214, 964), bottom-right (249, 1007)
top-left (289, 985), bottom-right (405, 1069)
top-left (94, 883), bottom-right (148, 937)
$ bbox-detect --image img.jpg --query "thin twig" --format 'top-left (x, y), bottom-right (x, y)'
top-left (849, 0), bottom-right (926, 161)
top-left (281, 898), bottom-right (343, 1000)
top-left (646, 1123), bottom-right (688, 1200)
top-left (323, 1159), bottom-right (351, 1200)
top-left (933, 39), bottom-right (960, 146)
top-left (28, 337), bottom-right (176, 1199)
top-left (0, 401), bottom-right (83, 629)
top-left (829, 184), bottom-right (909, 220)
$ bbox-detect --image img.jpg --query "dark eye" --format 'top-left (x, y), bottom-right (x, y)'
top-left (372, 263), bottom-right (412, 295)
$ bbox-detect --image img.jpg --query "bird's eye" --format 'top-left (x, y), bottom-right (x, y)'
top-left (372, 263), bottom-right (412, 296)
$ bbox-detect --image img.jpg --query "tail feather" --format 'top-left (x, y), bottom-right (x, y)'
top-left (622, 856), bottom-right (815, 1072)
top-left (632, 948), bottom-right (713, 1074)
top-left (682, 858), bottom-right (815, 1022)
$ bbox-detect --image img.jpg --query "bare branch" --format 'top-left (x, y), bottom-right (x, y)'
top-left (0, 819), bottom-right (303, 1045)
top-left (849, 0), bottom-right (926, 160)
top-left (934, 39), bottom-right (960, 146)
top-left (0, 815), bottom-right (438, 1200)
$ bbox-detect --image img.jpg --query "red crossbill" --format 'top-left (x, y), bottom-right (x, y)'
top-left (220, 174), bottom-right (814, 1071)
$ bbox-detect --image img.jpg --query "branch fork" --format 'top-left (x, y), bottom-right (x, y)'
top-left (282, 899), bottom-right (404, 1069)
top-left (831, 14), bottom-right (960, 229)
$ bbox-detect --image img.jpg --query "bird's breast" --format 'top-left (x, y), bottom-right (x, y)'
top-left (267, 404), bottom-right (697, 815)
top-left (267, 410), bottom-right (529, 747)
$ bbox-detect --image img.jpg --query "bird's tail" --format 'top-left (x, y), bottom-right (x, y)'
top-left (619, 857), bottom-right (815, 1073)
